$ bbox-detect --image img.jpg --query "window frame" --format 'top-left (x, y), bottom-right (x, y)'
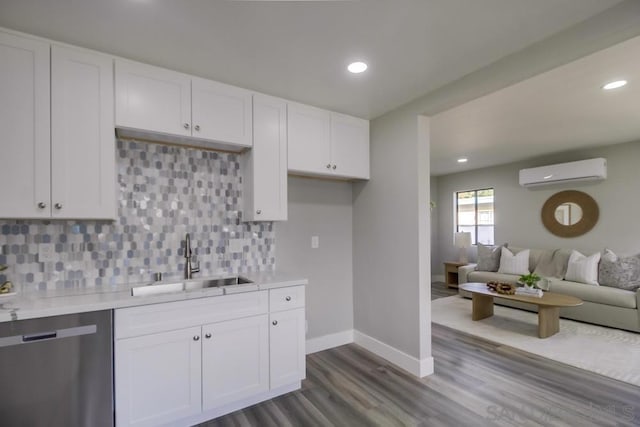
top-left (455, 187), bottom-right (494, 245)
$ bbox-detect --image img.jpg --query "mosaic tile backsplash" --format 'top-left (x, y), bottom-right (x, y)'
top-left (0, 140), bottom-right (275, 290)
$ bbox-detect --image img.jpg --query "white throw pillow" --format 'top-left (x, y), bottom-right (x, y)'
top-left (564, 250), bottom-right (600, 286)
top-left (498, 247), bottom-right (530, 275)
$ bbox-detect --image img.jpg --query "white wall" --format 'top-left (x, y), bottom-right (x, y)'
top-left (432, 140), bottom-right (640, 273)
top-left (276, 177), bottom-right (354, 343)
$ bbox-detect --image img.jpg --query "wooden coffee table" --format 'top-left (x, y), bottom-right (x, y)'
top-left (459, 282), bottom-right (583, 338)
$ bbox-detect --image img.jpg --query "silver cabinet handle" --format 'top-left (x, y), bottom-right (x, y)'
top-left (194, 125), bottom-right (200, 131)
top-left (205, 333), bottom-right (212, 339)
top-left (332, 165), bottom-right (337, 170)
top-left (326, 164), bottom-right (331, 169)
top-left (193, 335), bottom-right (200, 341)
top-left (38, 202), bottom-right (46, 209)
top-left (256, 210), bottom-right (262, 215)
top-left (184, 123), bottom-right (190, 130)
top-left (272, 320), bottom-right (278, 326)
top-left (285, 296), bottom-right (291, 301)
top-left (54, 203), bottom-right (63, 210)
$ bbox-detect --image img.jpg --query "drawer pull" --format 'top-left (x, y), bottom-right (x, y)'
top-left (285, 296), bottom-right (291, 301)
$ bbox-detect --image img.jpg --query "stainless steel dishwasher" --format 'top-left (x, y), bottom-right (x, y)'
top-left (0, 310), bottom-right (113, 427)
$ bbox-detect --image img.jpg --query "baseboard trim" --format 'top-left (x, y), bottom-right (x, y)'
top-left (306, 329), bottom-right (354, 354)
top-left (432, 275), bottom-right (445, 282)
top-left (353, 330), bottom-right (434, 378)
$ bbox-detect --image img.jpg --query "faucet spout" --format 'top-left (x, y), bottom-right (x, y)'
top-left (184, 233), bottom-right (200, 279)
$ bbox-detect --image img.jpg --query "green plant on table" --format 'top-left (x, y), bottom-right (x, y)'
top-left (0, 264), bottom-right (12, 294)
top-left (519, 272), bottom-right (541, 288)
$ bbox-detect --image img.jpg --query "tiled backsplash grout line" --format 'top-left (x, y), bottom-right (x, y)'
top-left (0, 139), bottom-right (275, 290)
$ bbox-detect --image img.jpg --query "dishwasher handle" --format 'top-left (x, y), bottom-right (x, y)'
top-left (0, 324), bottom-right (97, 348)
top-left (23, 331), bottom-right (57, 342)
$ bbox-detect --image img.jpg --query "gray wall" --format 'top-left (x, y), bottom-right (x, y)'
top-left (275, 177), bottom-right (354, 340)
top-left (432, 140), bottom-right (640, 273)
top-left (353, 111), bottom-right (431, 362)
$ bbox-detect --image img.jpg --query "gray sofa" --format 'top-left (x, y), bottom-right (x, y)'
top-left (457, 247), bottom-right (640, 333)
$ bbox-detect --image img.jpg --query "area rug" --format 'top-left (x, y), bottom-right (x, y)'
top-left (431, 295), bottom-right (640, 387)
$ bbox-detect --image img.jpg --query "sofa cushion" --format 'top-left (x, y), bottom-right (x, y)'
top-left (533, 248), bottom-right (572, 279)
top-left (498, 247), bottom-right (530, 275)
top-left (467, 271), bottom-right (521, 285)
top-left (510, 246), bottom-right (548, 272)
top-left (565, 250), bottom-right (600, 286)
top-left (550, 280), bottom-right (637, 309)
top-left (598, 249), bottom-right (640, 292)
top-left (476, 243), bottom-right (507, 272)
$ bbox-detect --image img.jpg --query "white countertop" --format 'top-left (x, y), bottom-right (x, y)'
top-left (0, 271), bottom-right (307, 323)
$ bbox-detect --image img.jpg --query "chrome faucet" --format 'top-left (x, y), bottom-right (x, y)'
top-left (184, 233), bottom-right (200, 279)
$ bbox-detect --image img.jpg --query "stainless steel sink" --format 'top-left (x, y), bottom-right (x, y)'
top-left (185, 276), bottom-right (253, 290)
top-left (131, 276), bottom-right (254, 297)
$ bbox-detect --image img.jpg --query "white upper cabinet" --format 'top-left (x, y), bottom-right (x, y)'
top-left (288, 102), bottom-right (332, 175)
top-left (288, 102), bottom-right (369, 180)
top-left (115, 59), bottom-right (191, 137)
top-left (243, 94), bottom-right (287, 222)
top-left (192, 77), bottom-right (252, 146)
top-left (0, 32), bottom-right (51, 219)
top-left (115, 60), bottom-right (252, 149)
top-left (330, 112), bottom-right (370, 180)
top-left (0, 31), bottom-right (115, 220)
top-left (51, 45), bottom-right (116, 219)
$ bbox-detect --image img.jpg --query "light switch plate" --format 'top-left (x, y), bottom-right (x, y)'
top-left (38, 244), bottom-right (55, 262)
top-left (311, 236), bottom-right (319, 249)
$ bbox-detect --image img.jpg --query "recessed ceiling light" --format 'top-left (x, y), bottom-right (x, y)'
top-left (457, 158), bottom-right (468, 163)
top-left (348, 62), bottom-right (368, 74)
top-left (602, 80), bottom-right (627, 90)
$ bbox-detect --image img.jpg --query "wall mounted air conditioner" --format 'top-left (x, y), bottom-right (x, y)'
top-left (519, 158), bottom-right (607, 188)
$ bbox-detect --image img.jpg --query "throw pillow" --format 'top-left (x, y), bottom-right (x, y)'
top-left (498, 247), bottom-right (530, 275)
top-left (598, 249), bottom-right (640, 292)
top-left (533, 248), bottom-right (572, 279)
top-left (476, 243), bottom-right (507, 272)
top-left (564, 250), bottom-right (600, 286)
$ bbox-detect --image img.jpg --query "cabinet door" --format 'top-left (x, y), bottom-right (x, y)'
top-left (202, 315), bottom-right (269, 411)
top-left (330, 113), bottom-right (370, 179)
top-left (115, 59), bottom-right (191, 137)
top-left (51, 45), bottom-right (116, 219)
top-left (192, 77), bottom-right (253, 147)
top-left (115, 327), bottom-right (202, 427)
top-left (243, 94), bottom-right (287, 222)
top-left (287, 102), bottom-right (331, 175)
top-left (0, 32), bottom-right (50, 218)
top-left (270, 308), bottom-right (306, 389)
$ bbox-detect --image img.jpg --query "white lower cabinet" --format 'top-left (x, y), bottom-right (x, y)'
top-left (270, 308), bottom-right (306, 389)
top-left (114, 286), bottom-right (305, 427)
top-left (202, 315), bottom-right (269, 410)
top-left (115, 327), bottom-right (202, 427)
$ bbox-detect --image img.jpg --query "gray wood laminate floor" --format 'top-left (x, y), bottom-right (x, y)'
top-left (431, 281), bottom-right (458, 300)
top-left (200, 285), bottom-right (639, 427)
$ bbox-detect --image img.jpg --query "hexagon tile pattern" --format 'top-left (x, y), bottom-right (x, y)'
top-left (0, 140), bottom-right (275, 290)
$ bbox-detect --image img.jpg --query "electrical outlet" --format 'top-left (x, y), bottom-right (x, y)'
top-left (311, 236), bottom-right (319, 249)
top-left (39, 244), bottom-right (55, 262)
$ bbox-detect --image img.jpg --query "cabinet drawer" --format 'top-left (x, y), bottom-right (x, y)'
top-left (115, 291), bottom-right (268, 339)
top-left (269, 286), bottom-right (305, 312)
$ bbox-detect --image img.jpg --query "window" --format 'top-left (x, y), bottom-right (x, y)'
top-left (455, 188), bottom-right (494, 245)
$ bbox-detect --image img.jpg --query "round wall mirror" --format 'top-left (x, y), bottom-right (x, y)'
top-left (541, 190), bottom-right (598, 238)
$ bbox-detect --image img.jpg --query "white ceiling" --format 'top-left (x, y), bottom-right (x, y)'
top-left (0, 0), bottom-right (622, 119)
top-left (430, 34), bottom-right (640, 176)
